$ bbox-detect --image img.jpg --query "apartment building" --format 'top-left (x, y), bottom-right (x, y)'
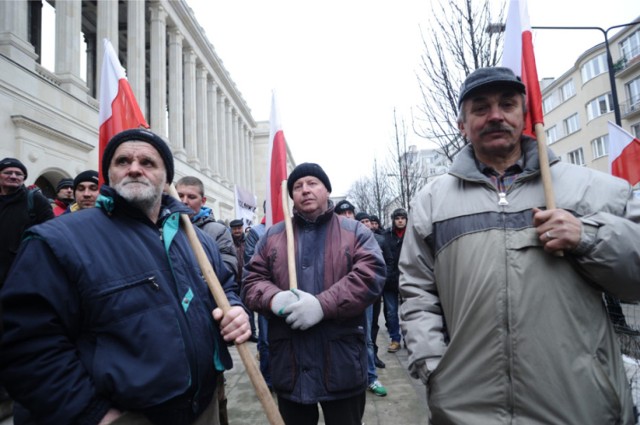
top-left (540, 18), bottom-right (640, 180)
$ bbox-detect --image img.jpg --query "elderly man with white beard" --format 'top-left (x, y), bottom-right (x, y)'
top-left (0, 129), bottom-right (250, 425)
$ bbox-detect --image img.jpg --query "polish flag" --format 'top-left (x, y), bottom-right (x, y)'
top-left (502, 0), bottom-right (543, 138)
top-left (266, 92), bottom-right (288, 228)
top-left (609, 121), bottom-right (640, 186)
top-left (98, 38), bottom-right (149, 185)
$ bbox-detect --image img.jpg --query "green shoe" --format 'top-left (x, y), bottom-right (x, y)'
top-left (368, 380), bottom-right (388, 397)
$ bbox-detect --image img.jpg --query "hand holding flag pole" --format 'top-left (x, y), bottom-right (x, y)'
top-left (167, 184), bottom-right (285, 425)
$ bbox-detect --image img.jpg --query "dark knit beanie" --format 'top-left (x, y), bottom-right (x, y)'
top-left (0, 157), bottom-right (28, 179)
top-left (101, 129), bottom-right (174, 185)
top-left (286, 163), bottom-right (332, 197)
top-left (335, 199), bottom-right (355, 214)
top-left (56, 178), bottom-right (74, 192)
top-left (369, 214), bottom-right (380, 224)
top-left (355, 212), bottom-right (370, 222)
top-left (73, 170), bottom-right (99, 191)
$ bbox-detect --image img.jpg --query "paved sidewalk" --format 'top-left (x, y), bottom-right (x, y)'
top-left (225, 325), bottom-right (429, 425)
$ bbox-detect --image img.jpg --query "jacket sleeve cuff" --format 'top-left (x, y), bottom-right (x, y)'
top-left (572, 221), bottom-right (599, 256)
top-left (75, 397), bottom-right (112, 425)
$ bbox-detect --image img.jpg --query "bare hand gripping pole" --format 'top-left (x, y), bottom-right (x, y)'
top-left (167, 184), bottom-right (284, 425)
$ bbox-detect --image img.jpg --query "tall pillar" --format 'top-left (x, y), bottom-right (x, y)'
top-left (248, 132), bottom-right (255, 193)
top-left (0, 0), bottom-right (37, 69)
top-left (149, 3), bottom-right (167, 136)
top-left (97, 0), bottom-right (119, 94)
top-left (127, 0), bottom-right (146, 116)
top-left (55, 0), bottom-right (85, 97)
top-left (243, 127), bottom-right (251, 188)
top-left (207, 79), bottom-right (220, 178)
top-left (233, 112), bottom-right (241, 185)
top-left (196, 64), bottom-right (210, 174)
top-left (217, 93), bottom-right (228, 183)
top-left (167, 27), bottom-right (184, 156)
top-left (225, 103), bottom-right (234, 185)
top-left (239, 123), bottom-right (247, 188)
top-left (184, 48), bottom-right (198, 167)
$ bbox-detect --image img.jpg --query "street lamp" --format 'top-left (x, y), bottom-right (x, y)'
top-left (532, 22), bottom-right (640, 126)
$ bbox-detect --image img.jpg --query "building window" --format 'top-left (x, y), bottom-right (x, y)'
top-left (591, 135), bottom-right (609, 159)
top-left (563, 113), bottom-right (580, 135)
top-left (586, 93), bottom-right (614, 121)
top-left (620, 30), bottom-right (640, 62)
top-left (568, 148), bottom-right (585, 166)
top-left (543, 94), bottom-right (558, 114)
top-left (545, 125), bottom-right (558, 144)
top-left (560, 80), bottom-right (575, 101)
top-left (627, 77), bottom-right (640, 111)
top-left (581, 53), bottom-right (607, 83)
top-left (632, 123), bottom-right (640, 139)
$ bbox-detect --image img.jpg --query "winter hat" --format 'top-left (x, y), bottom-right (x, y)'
top-left (286, 163), bottom-right (332, 197)
top-left (335, 200), bottom-right (355, 214)
top-left (369, 214), bottom-right (380, 224)
top-left (229, 219), bottom-right (244, 228)
top-left (73, 170), bottom-right (99, 191)
top-left (0, 157), bottom-right (27, 178)
top-left (101, 129), bottom-right (174, 185)
top-left (355, 212), bottom-right (370, 222)
top-left (56, 178), bottom-right (74, 192)
top-left (392, 208), bottom-right (408, 219)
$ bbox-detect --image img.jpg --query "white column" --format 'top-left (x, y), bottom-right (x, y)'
top-left (239, 123), bottom-right (247, 188)
top-left (233, 112), bottom-right (241, 184)
top-left (196, 64), bottom-right (210, 174)
top-left (184, 48), bottom-right (198, 167)
top-left (149, 3), bottom-right (167, 136)
top-left (217, 93), bottom-right (228, 182)
top-left (167, 27), bottom-right (184, 155)
top-left (97, 0), bottom-right (118, 94)
top-left (0, 0), bottom-right (38, 69)
top-left (127, 0), bottom-right (146, 117)
top-left (226, 104), bottom-right (234, 184)
top-left (243, 126), bottom-right (250, 188)
top-left (207, 79), bottom-right (220, 178)
top-left (248, 132), bottom-right (255, 193)
top-left (55, 0), bottom-right (85, 97)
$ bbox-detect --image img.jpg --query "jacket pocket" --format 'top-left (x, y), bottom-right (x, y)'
top-left (269, 325), bottom-right (298, 392)
top-left (324, 326), bottom-right (366, 393)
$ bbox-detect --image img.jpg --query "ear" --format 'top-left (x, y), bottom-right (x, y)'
top-left (202, 196), bottom-right (207, 205)
top-left (457, 120), bottom-right (467, 138)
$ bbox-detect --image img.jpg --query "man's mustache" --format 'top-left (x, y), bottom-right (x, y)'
top-left (479, 124), bottom-right (514, 136)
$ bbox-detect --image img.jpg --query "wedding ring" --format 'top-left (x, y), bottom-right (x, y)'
top-left (545, 231), bottom-right (553, 240)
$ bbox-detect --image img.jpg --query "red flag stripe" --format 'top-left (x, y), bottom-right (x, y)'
top-left (266, 92), bottom-right (289, 228)
top-left (609, 121), bottom-right (640, 186)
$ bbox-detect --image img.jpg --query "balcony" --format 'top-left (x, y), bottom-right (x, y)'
top-left (621, 97), bottom-right (640, 119)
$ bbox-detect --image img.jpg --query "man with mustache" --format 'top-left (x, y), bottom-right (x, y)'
top-left (242, 163), bottom-right (386, 425)
top-left (399, 67), bottom-right (640, 424)
top-left (0, 129), bottom-right (251, 425)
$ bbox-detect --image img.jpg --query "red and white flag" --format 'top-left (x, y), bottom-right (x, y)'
top-left (502, 0), bottom-right (543, 138)
top-left (609, 121), bottom-right (640, 186)
top-left (266, 92), bottom-right (288, 228)
top-left (98, 38), bottom-right (149, 185)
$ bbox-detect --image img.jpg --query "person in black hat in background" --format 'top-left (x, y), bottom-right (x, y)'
top-left (66, 170), bottom-right (100, 212)
top-left (0, 129), bottom-right (250, 425)
top-left (51, 177), bottom-right (75, 216)
top-left (399, 67), bottom-right (640, 424)
top-left (242, 163), bottom-right (386, 425)
top-left (334, 199), bottom-right (355, 219)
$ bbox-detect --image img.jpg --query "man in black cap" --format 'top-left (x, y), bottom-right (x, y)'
top-left (399, 67), bottom-right (640, 424)
top-left (51, 177), bottom-right (75, 216)
top-left (67, 170), bottom-right (100, 212)
top-left (382, 208), bottom-right (407, 354)
top-left (334, 199), bottom-right (355, 219)
top-left (243, 163), bottom-right (386, 425)
top-left (0, 129), bottom-right (251, 425)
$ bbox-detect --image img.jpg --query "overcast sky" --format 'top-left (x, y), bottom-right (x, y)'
top-left (187, 0), bottom-right (640, 195)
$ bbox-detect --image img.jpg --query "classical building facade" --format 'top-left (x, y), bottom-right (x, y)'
top-left (540, 18), bottom-right (640, 181)
top-left (0, 0), bottom-right (294, 221)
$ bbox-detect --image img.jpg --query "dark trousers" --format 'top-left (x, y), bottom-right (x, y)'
top-left (371, 296), bottom-right (381, 353)
top-left (277, 392), bottom-right (366, 425)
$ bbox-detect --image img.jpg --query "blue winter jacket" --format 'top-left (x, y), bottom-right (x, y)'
top-left (0, 186), bottom-right (241, 425)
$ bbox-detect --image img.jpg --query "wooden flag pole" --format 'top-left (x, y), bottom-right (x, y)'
top-left (167, 184), bottom-right (284, 425)
top-left (281, 180), bottom-right (297, 290)
top-left (534, 123), bottom-right (556, 209)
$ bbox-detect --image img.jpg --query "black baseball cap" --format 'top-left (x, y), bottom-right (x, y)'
top-left (458, 67), bottom-right (525, 108)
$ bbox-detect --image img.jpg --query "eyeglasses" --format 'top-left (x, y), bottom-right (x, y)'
top-left (1, 171), bottom-right (25, 178)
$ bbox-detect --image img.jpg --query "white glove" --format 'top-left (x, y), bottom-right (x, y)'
top-left (283, 289), bottom-right (324, 330)
top-left (270, 290), bottom-right (299, 316)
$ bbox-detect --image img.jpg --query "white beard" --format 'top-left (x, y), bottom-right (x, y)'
top-left (112, 176), bottom-right (164, 216)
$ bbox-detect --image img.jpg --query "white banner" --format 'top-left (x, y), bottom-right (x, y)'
top-left (235, 185), bottom-right (257, 228)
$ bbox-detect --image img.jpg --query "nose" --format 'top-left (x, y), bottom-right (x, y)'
top-left (487, 104), bottom-right (504, 121)
top-left (127, 160), bottom-right (143, 175)
top-left (179, 195), bottom-right (188, 203)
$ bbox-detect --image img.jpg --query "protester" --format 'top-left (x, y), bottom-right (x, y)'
top-left (51, 177), bottom-right (74, 216)
top-left (399, 66), bottom-right (640, 424)
top-left (383, 208), bottom-right (407, 354)
top-left (0, 129), bottom-right (250, 425)
top-left (334, 199), bottom-right (355, 219)
top-left (66, 170), bottom-right (99, 212)
top-left (243, 163), bottom-right (386, 425)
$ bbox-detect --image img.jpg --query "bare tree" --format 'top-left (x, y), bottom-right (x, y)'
top-left (414, 0), bottom-right (504, 161)
top-left (346, 159), bottom-right (394, 227)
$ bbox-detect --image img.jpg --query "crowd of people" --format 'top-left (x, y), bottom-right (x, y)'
top-left (0, 66), bottom-right (639, 425)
